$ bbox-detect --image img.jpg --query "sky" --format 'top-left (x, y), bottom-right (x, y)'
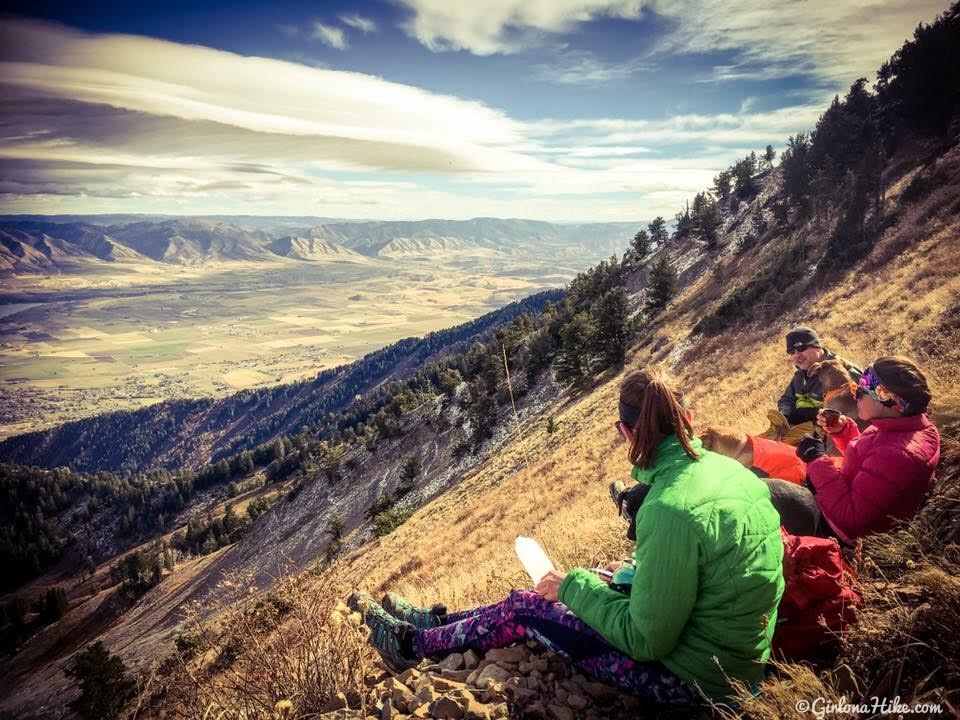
top-left (0, 1), bottom-right (950, 222)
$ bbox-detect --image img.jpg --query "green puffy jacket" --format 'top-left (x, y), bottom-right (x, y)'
top-left (558, 435), bottom-right (784, 699)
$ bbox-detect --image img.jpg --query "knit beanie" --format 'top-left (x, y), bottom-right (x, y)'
top-left (873, 356), bottom-right (932, 415)
top-left (785, 326), bottom-right (822, 353)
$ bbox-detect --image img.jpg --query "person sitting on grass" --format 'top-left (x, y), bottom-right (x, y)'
top-left (765, 356), bottom-right (941, 543)
top-left (773, 326), bottom-right (861, 441)
top-left (348, 368), bottom-right (785, 705)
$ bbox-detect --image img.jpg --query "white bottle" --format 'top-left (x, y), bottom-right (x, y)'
top-left (515, 536), bottom-right (555, 585)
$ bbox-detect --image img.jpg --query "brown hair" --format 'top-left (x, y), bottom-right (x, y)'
top-left (873, 356), bottom-right (932, 415)
top-left (620, 368), bottom-right (699, 469)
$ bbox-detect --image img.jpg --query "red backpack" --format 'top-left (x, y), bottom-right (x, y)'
top-left (772, 528), bottom-right (863, 660)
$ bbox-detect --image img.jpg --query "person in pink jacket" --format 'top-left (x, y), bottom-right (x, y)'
top-left (767, 356), bottom-right (940, 544)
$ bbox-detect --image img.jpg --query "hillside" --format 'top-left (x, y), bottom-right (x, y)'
top-left (2, 7), bottom-right (960, 718)
top-left (0, 289), bottom-right (563, 474)
top-left (6, 121), bottom-right (959, 720)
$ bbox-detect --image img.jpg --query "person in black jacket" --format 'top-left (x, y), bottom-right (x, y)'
top-left (778, 327), bottom-right (862, 426)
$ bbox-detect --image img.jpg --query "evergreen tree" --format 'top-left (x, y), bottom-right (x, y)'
top-left (554, 312), bottom-right (595, 386)
top-left (781, 132), bottom-right (812, 210)
top-left (324, 514), bottom-right (344, 562)
top-left (43, 586), bottom-right (69, 623)
top-left (591, 288), bottom-right (632, 369)
top-left (674, 202), bottom-right (693, 239)
top-left (647, 216), bottom-right (669, 246)
top-left (695, 196), bottom-right (722, 250)
top-left (712, 170), bottom-right (732, 203)
top-left (732, 154), bottom-right (758, 198)
top-left (396, 454), bottom-right (422, 496)
top-left (523, 328), bottom-right (557, 383)
top-left (65, 641), bottom-right (135, 720)
top-left (763, 144), bottom-right (776, 169)
top-left (631, 229), bottom-right (651, 259)
top-left (645, 256), bottom-right (678, 316)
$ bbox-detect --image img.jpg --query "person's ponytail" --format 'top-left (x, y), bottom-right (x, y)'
top-left (621, 369), bottom-right (699, 469)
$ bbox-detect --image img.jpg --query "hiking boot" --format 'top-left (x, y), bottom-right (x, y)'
top-left (382, 592), bottom-right (447, 629)
top-left (347, 592), bottom-right (419, 673)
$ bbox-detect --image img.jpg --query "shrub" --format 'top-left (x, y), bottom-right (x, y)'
top-left (372, 508), bottom-right (412, 537)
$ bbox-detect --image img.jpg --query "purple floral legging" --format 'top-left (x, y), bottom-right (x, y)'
top-left (411, 590), bottom-right (700, 706)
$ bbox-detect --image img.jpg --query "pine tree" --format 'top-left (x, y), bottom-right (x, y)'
top-left (554, 312), bottom-right (595, 386)
top-left (65, 642), bottom-right (134, 720)
top-left (647, 217), bottom-right (669, 246)
top-left (763, 144), bottom-right (776, 169)
top-left (645, 256), bottom-right (678, 316)
top-left (712, 170), bottom-right (733, 203)
top-left (43, 586), bottom-right (69, 622)
top-left (396, 454), bottom-right (422, 496)
top-left (631, 229), bottom-right (651, 260)
top-left (674, 202), bottom-right (692, 238)
top-left (591, 288), bottom-right (632, 369)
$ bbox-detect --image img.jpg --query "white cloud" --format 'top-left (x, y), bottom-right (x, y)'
top-left (534, 48), bottom-right (652, 86)
top-left (0, 20), bottom-right (526, 167)
top-left (311, 21), bottom-right (349, 50)
top-left (0, 18), bottom-right (870, 221)
top-left (396, 0), bottom-right (645, 55)
top-left (649, 0), bottom-right (947, 87)
top-left (339, 14), bottom-right (378, 34)
top-left (397, 0), bottom-right (945, 92)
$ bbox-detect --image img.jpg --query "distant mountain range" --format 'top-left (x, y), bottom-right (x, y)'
top-left (0, 217), bottom-right (639, 274)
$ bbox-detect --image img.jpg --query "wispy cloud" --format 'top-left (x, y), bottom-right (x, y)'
top-left (339, 14), bottom-right (378, 34)
top-left (396, 0), bottom-right (646, 55)
top-left (534, 48), bottom-right (652, 86)
top-left (396, 0), bottom-right (945, 92)
top-left (0, 18), bottom-right (872, 221)
top-left (310, 21), bottom-right (349, 50)
top-left (650, 0), bottom-right (947, 87)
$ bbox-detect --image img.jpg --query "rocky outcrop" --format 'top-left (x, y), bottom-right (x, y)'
top-left (311, 642), bottom-right (660, 720)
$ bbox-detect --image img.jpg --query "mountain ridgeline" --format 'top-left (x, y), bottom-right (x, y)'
top-left (0, 217), bottom-right (638, 274)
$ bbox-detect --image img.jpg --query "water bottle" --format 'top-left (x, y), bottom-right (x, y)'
top-left (515, 536), bottom-right (555, 585)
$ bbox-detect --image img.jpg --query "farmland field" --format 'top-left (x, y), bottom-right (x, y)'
top-left (0, 257), bottom-right (570, 438)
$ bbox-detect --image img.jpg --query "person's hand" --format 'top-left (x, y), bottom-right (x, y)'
top-left (796, 433), bottom-right (826, 463)
top-left (816, 410), bottom-right (847, 434)
top-left (535, 570), bottom-right (567, 602)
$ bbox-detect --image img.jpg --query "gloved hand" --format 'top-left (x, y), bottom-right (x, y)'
top-left (796, 432), bottom-right (826, 464)
top-left (787, 406), bottom-right (820, 425)
top-left (610, 481), bottom-right (651, 540)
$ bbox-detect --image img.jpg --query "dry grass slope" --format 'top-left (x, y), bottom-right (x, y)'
top-left (93, 143), bottom-right (960, 719)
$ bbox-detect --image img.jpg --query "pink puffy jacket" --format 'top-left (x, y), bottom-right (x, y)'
top-left (807, 414), bottom-right (940, 544)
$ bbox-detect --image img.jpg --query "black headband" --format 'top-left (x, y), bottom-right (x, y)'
top-left (619, 394), bottom-right (687, 429)
top-left (619, 400), bottom-right (642, 429)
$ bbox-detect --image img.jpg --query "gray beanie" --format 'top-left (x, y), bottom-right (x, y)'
top-left (785, 326), bottom-right (821, 353)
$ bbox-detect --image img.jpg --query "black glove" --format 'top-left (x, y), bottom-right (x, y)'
top-left (610, 481), bottom-right (651, 541)
top-left (796, 432), bottom-right (826, 464)
top-left (787, 406), bottom-right (819, 425)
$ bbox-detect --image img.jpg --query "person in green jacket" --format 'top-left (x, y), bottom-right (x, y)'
top-left (349, 368), bottom-right (785, 703)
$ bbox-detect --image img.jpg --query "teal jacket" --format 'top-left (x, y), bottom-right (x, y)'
top-left (558, 435), bottom-right (784, 699)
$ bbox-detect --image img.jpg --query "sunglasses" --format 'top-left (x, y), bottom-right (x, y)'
top-left (856, 366), bottom-right (897, 407)
top-left (786, 343), bottom-right (813, 355)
